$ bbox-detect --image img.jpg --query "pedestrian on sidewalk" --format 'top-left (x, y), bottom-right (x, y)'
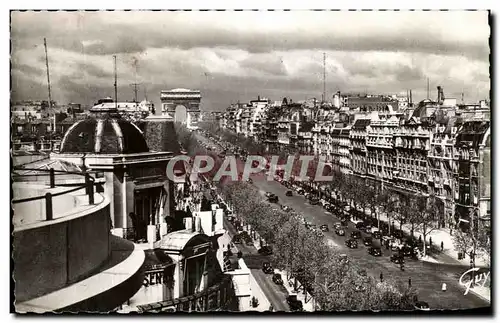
top-left (408, 277), bottom-right (412, 288)
top-left (418, 235), bottom-right (422, 245)
top-left (380, 272), bottom-right (384, 283)
top-left (441, 241), bottom-right (444, 252)
top-left (430, 237), bottom-right (433, 247)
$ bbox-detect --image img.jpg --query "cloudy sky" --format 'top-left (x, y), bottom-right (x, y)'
top-left (11, 10), bottom-right (490, 111)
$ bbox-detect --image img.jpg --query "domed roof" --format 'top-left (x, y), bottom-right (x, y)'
top-left (59, 106), bottom-right (149, 154)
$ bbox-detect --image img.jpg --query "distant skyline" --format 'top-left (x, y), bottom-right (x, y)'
top-left (11, 10), bottom-right (490, 111)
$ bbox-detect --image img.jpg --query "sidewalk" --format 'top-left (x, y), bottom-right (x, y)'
top-left (367, 209), bottom-right (491, 303)
top-left (374, 210), bottom-right (489, 268)
top-left (274, 269), bottom-right (315, 312)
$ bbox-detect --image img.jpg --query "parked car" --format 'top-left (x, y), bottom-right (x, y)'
top-left (390, 254), bottom-right (405, 264)
top-left (258, 246), bottom-right (273, 256)
top-left (232, 235), bottom-right (242, 244)
top-left (345, 239), bottom-right (358, 249)
top-left (297, 188), bottom-right (305, 195)
top-left (364, 225), bottom-right (372, 234)
top-left (393, 230), bottom-right (403, 239)
top-left (335, 228), bottom-right (346, 236)
top-left (320, 224), bottom-right (329, 232)
top-left (372, 230), bottom-right (382, 240)
top-left (309, 196), bottom-right (320, 205)
top-left (333, 222), bottom-right (342, 230)
top-left (286, 190), bottom-right (293, 197)
top-left (272, 273), bottom-right (283, 285)
top-left (391, 241), bottom-right (403, 251)
top-left (401, 245), bottom-right (414, 257)
top-left (355, 221), bottom-right (366, 230)
top-left (281, 205), bottom-right (291, 212)
top-left (262, 262), bottom-right (274, 274)
top-left (316, 230), bottom-right (324, 237)
top-left (351, 230), bottom-right (362, 240)
top-left (414, 301), bottom-right (430, 311)
top-left (368, 247), bottom-right (382, 257)
top-left (363, 236), bottom-right (373, 246)
top-left (286, 294), bottom-right (303, 312)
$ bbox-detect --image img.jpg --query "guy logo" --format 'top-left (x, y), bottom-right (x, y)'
top-left (459, 267), bottom-right (490, 296)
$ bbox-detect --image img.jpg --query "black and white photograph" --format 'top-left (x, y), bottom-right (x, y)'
top-left (9, 9), bottom-right (491, 314)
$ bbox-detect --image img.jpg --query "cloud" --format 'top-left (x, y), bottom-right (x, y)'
top-left (11, 11), bottom-right (490, 60)
top-left (10, 11), bottom-right (490, 111)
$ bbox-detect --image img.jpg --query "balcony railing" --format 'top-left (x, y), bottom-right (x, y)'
top-left (12, 167), bottom-right (97, 221)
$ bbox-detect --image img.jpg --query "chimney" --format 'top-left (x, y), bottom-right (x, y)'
top-left (191, 216), bottom-right (196, 232)
top-left (409, 90), bottom-right (413, 106)
top-left (195, 216), bottom-right (201, 233)
top-left (437, 86), bottom-right (442, 103)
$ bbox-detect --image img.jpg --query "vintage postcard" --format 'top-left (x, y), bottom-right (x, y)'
top-left (10, 10), bottom-right (491, 314)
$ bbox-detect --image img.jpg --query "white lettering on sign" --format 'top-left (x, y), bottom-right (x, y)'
top-left (459, 267), bottom-right (490, 295)
top-left (143, 270), bottom-right (171, 287)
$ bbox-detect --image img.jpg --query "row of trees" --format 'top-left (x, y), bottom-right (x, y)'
top-left (199, 121), bottom-right (491, 263)
top-left (177, 122), bottom-right (419, 310)
top-left (218, 180), bottom-right (418, 311)
top-left (321, 171), bottom-right (444, 257)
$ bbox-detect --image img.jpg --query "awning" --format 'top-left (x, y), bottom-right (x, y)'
top-left (135, 181), bottom-right (165, 190)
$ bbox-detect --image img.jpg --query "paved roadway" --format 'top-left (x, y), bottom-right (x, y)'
top-left (251, 173), bottom-right (490, 310)
top-left (194, 130), bottom-right (490, 311)
top-left (223, 217), bottom-right (290, 312)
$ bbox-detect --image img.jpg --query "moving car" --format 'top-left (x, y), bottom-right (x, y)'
top-left (414, 301), bottom-right (430, 311)
top-left (320, 224), bottom-right (329, 232)
top-left (262, 262), bottom-right (274, 274)
top-left (281, 205), bottom-right (291, 212)
top-left (368, 247), bottom-right (382, 257)
top-left (339, 253), bottom-right (349, 263)
top-left (333, 222), bottom-right (342, 230)
top-left (345, 239), bottom-right (358, 249)
top-left (258, 246), bottom-right (273, 256)
top-left (268, 194), bottom-right (279, 203)
top-left (351, 230), bottom-right (362, 240)
top-left (272, 273), bottom-right (283, 285)
top-left (286, 294), bottom-right (303, 312)
top-left (335, 228), bottom-right (346, 236)
top-left (390, 254), bottom-right (405, 264)
top-left (286, 190), bottom-right (293, 197)
top-left (363, 236), bottom-right (373, 246)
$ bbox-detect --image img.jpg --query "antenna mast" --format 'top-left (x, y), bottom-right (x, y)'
top-left (323, 52), bottom-right (326, 103)
top-left (44, 38), bottom-right (53, 114)
top-left (113, 55), bottom-right (118, 109)
top-left (427, 78), bottom-right (430, 100)
top-left (130, 83), bottom-right (140, 103)
top-left (130, 62), bottom-right (141, 103)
